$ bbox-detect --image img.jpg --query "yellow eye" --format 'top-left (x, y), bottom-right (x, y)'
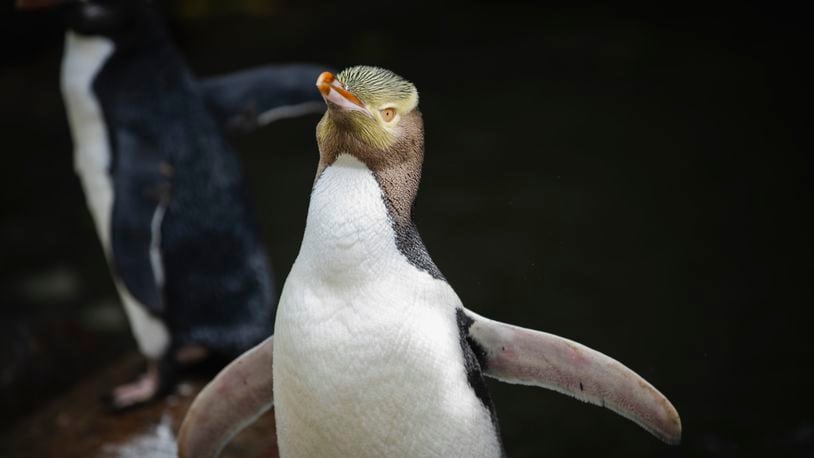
top-left (380, 107), bottom-right (397, 122)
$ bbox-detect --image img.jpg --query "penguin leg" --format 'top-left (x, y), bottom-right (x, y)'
top-left (175, 344), bottom-right (209, 365)
top-left (103, 343), bottom-right (225, 411)
top-left (106, 361), bottom-right (162, 409)
top-left (102, 352), bottom-right (179, 412)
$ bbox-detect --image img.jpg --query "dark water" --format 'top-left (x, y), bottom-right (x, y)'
top-left (1, 3), bottom-right (811, 457)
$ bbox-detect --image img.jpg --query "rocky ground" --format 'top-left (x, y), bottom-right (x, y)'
top-left (0, 354), bottom-right (278, 458)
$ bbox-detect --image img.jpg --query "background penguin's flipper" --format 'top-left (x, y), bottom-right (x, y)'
top-left (200, 64), bottom-right (330, 134)
top-left (110, 133), bottom-right (174, 316)
top-left (462, 310), bottom-right (682, 445)
top-left (178, 336), bottom-right (275, 458)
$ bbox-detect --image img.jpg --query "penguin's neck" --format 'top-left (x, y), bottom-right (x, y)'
top-left (60, 31), bottom-right (116, 248)
top-left (298, 154), bottom-right (405, 284)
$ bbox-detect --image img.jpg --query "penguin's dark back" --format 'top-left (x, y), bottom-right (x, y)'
top-left (92, 9), bottom-right (275, 356)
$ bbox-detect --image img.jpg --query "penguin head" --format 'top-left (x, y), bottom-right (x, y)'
top-left (17, 0), bottom-right (156, 45)
top-left (315, 66), bottom-right (426, 222)
top-left (316, 66), bottom-right (423, 170)
top-left (62, 0), bottom-right (133, 37)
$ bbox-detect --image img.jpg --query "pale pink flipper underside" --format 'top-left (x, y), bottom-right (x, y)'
top-left (177, 336), bottom-right (275, 458)
top-left (466, 311), bottom-right (682, 445)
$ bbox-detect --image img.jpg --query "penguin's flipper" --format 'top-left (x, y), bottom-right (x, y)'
top-left (462, 310), bottom-right (682, 445)
top-left (110, 160), bottom-right (172, 316)
top-left (178, 336), bottom-right (275, 458)
top-left (200, 64), bottom-right (329, 133)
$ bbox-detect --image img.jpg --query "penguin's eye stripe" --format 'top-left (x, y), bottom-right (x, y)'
top-left (380, 108), bottom-right (397, 122)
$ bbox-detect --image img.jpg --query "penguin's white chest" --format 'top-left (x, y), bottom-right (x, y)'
top-left (60, 31), bottom-right (169, 359)
top-left (273, 155), bottom-right (501, 458)
top-left (61, 31), bottom-right (115, 248)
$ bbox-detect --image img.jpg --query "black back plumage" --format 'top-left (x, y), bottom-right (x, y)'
top-left (91, 4), bottom-right (274, 356)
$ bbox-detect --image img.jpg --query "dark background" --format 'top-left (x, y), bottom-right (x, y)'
top-left (0, 1), bottom-right (811, 457)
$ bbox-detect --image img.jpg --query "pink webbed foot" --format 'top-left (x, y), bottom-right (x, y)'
top-left (102, 363), bottom-right (162, 412)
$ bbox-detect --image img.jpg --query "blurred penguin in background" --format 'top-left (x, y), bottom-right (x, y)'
top-left (16, 0), bottom-right (329, 410)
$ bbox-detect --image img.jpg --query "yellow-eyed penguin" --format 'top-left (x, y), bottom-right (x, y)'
top-left (178, 66), bottom-right (682, 457)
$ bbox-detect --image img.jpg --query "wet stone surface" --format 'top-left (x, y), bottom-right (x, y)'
top-left (0, 354), bottom-right (278, 458)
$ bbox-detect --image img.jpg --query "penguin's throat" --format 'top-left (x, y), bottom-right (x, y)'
top-left (300, 155), bottom-right (404, 281)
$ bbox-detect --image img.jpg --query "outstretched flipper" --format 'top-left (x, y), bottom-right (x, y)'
top-left (462, 310), bottom-right (682, 445)
top-left (178, 313), bottom-right (681, 456)
top-left (201, 64), bottom-right (329, 133)
top-left (178, 336), bottom-right (275, 458)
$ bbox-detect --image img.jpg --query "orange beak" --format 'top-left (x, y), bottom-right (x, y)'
top-left (316, 71), bottom-right (365, 111)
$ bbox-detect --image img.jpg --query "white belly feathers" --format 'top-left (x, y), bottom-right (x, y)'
top-left (61, 31), bottom-right (169, 359)
top-left (61, 31), bottom-right (115, 247)
top-left (273, 155), bottom-right (501, 458)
